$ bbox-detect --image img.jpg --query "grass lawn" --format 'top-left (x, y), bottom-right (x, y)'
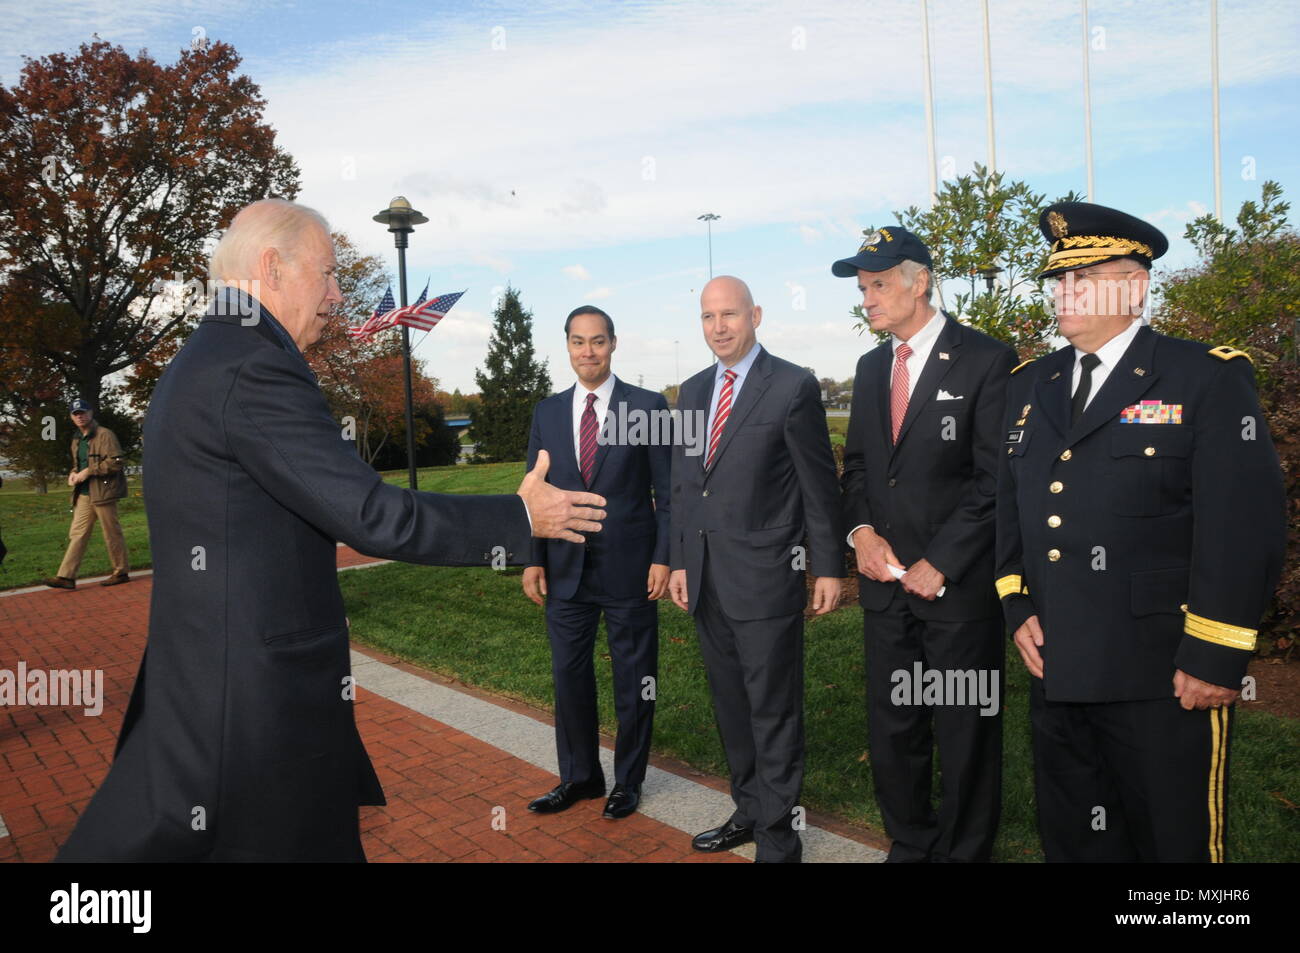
top-left (5, 457), bottom-right (1296, 861)
top-left (0, 487), bottom-right (152, 587)
top-left (0, 462), bottom-right (525, 589)
top-left (826, 414), bottom-right (848, 448)
top-left (338, 560), bottom-right (1300, 863)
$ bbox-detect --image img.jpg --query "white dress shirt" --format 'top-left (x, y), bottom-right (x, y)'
top-left (889, 307), bottom-right (945, 397)
top-left (572, 373), bottom-right (616, 468)
top-left (1071, 318), bottom-right (1141, 409)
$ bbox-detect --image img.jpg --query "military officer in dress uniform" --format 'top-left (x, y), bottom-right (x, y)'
top-left (996, 201), bottom-right (1286, 862)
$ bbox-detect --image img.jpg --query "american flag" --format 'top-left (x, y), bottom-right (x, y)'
top-left (398, 290), bottom-right (464, 331)
top-left (348, 288), bottom-right (464, 339)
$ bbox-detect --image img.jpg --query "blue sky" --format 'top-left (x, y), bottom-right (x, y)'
top-left (6, 0), bottom-right (1299, 392)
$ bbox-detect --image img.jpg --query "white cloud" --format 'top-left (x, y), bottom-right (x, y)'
top-left (562, 264), bottom-right (591, 281)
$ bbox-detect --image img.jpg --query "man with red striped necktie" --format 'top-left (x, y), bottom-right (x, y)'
top-left (522, 306), bottom-right (672, 821)
top-left (669, 276), bottom-right (844, 863)
top-left (836, 227), bottom-right (1015, 862)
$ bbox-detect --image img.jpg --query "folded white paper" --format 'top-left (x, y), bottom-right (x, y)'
top-left (887, 563), bottom-right (946, 597)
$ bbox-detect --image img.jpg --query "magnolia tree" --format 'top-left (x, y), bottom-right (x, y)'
top-left (851, 164), bottom-right (1080, 360)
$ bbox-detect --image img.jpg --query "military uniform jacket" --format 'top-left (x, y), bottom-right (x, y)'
top-left (995, 326), bottom-right (1285, 702)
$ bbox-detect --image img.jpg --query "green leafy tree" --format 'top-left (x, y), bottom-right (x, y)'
top-left (471, 286), bottom-right (551, 463)
top-left (1151, 181), bottom-right (1299, 650)
top-left (851, 164), bottom-right (1080, 360)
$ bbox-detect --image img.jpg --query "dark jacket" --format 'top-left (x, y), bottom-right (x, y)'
top-left (526, 377), bottom-right (671, 601)
top-left (995, 326), bottom-right (1286, 701)
top-left (840, 313), bottom-right (1015, 620)
top-left (57, 289), bottom-right (530, 861)
top-left (670, 346), bottom-right (843, 620)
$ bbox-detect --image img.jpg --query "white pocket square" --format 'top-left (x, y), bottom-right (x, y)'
top-left (936, 390), bottom-right (964, 401)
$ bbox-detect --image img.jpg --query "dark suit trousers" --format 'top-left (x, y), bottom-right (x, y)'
top-left (1029, 679), bottom-right (1232, 862)
top-left (864, 589), bottom-right (1003, 862)
top-left (545, 562), bottom-right (658, 788)
top-left (694, 559), bottom-right (805, 863)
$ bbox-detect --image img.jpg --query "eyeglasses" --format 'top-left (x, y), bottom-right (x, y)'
top-left (1044, 269), bottom-right (1141, 295)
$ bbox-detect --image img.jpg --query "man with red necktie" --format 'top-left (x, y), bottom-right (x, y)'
top-left (522, 306), bottom-right (672, 821)
top-left (669, 276), bottom-right (844, 863)
top-left (836, 227), bottom-right (1015, 862)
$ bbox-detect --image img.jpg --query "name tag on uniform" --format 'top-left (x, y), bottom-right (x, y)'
top-left (1006, 429), bottom-right (1025, 443)
top-left (1120, 400), bottom-right (1183, 424)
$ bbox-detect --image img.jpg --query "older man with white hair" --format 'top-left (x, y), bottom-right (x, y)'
top-left (57, 199), bottom-right (605, 862)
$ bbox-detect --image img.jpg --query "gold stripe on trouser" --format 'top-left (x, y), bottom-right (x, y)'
top-left (1207, 707), bottom-right (1228, 863)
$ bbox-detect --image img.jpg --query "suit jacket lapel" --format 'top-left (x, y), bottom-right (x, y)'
top-left (874, 342), bottom-right (893, 451)
top-left (706, 346), bottom-right (771, 475)
top-left (554, 385), bottom-right (579, 482)
top-left (1034, 347), bottom-right (1075, 439)
top-left (689, 372), bottom-right (714, 477)
top-left (1067, 325), bottom-right (1159, 445)
top-left (893, 314), bottom-right (962, 453)
top-left (587, 377), bottom-right (622, 487)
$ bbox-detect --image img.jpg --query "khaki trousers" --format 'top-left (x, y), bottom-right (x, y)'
top-left (57, 493), bottom-right (129, 579)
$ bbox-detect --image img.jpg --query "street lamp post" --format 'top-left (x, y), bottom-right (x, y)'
top-left (697, 212), bottom-right (720, 278)
top-left (373, 195), bottom-right (429, 491)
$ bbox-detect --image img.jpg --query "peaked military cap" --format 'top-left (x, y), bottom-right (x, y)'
top-left (1037, 201), bottom-right (1169, 279)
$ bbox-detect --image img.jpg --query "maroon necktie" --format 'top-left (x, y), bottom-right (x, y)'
top-left (579, 391), bottom-right (599, 487)
top-left (707, 370), bottom-right (737, 467)
top-left (890, 342), bottom-right (913, 444)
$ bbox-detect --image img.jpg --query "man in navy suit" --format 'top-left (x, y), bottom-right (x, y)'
top-left (837, 228), bottom-right (1015, 862)
top-left (522, 306), bottom-right (671, 820)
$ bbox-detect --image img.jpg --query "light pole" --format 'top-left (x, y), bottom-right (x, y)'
top-left (373, 195), bottom-right (429, 491)
top-left (697, 212), bottom-right (720, 278)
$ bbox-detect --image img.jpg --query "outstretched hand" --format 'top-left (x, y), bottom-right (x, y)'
top-left (517, 450), bottom-right (607, 544)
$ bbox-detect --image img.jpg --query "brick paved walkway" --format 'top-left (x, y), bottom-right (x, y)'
top-left (0, 550), bottom-right (746, 863)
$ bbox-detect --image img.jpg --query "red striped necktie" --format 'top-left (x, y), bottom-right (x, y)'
top-left (890, 342), bottom-right (913, 444)
top-left (706, 369), bottom-right (737, 467)
top-left (579, 391), bottom-right (599, 487)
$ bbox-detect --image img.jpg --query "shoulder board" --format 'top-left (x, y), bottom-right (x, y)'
top-left (1010, 359), bottom-right (1034, 375)
top-left (1207, 345), bottom-right (1253, 364)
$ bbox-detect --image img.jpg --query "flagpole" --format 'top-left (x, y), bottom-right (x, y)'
top-left (1082, 0), bottom-right (1095, 201)
top-left (921, 0), bottom-right (938, 206)
top-left (981, 0), bottom-right (996, 173)
top-left (1210, 0), bottom-right (1222, 221)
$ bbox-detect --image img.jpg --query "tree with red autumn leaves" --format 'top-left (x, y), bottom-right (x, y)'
top-left (0, 38), bottom-right (300, 428)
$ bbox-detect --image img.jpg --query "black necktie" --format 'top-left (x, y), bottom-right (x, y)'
top-left (1071, 353), bottom-right (1101, 425)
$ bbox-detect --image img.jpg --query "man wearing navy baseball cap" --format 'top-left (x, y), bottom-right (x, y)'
top-left (837, 226), bottom-right (1015, 861)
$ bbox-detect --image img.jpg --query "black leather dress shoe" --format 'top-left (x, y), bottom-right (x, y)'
top-left (691, 819), bottom-right (754, 852)
top-left (602, 784), bottom-right (641, 819)
top-left (527, 778), bottom-right (605, 814)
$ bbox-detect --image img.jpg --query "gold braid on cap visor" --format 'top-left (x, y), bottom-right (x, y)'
top-left (1045, 235), bottom-right (1154, 270)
